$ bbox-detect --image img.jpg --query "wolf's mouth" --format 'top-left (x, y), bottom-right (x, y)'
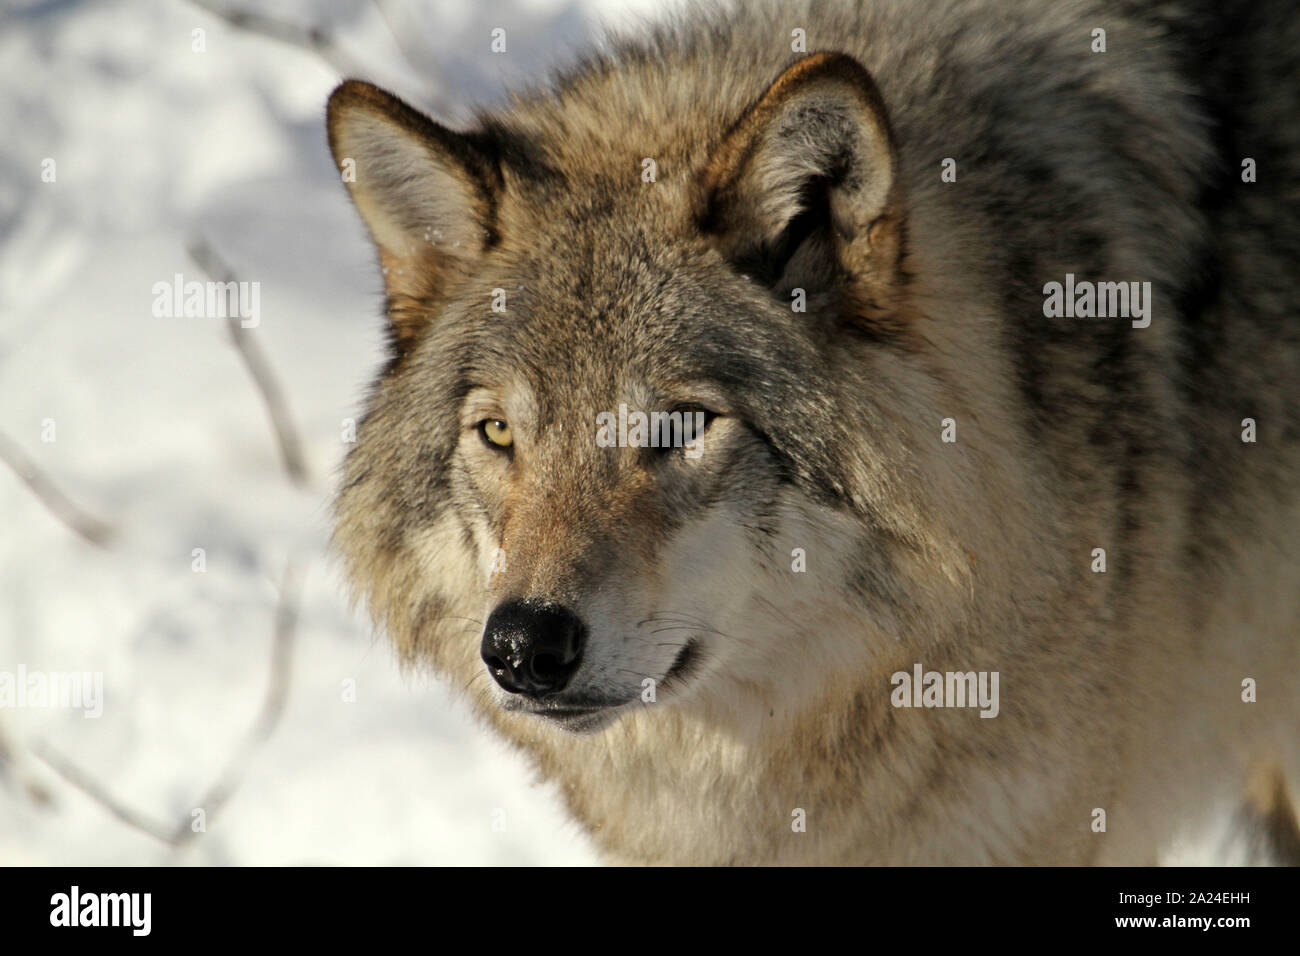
top-left (504, 639), bottom-right (702, 734)
top-left (517, 703), bottom-right (620, 734)
top-left (533, 706), bottom-right (604, 718)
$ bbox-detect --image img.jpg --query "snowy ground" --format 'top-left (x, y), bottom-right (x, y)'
top-left (0, 0), bottom-right (679, 867)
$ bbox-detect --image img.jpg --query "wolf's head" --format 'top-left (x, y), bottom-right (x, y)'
top-left (327, 53), bottom-right (971, 735)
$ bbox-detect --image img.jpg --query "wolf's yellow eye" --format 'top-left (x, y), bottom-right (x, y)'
top-left (480, 419), bottom-right (513, 449)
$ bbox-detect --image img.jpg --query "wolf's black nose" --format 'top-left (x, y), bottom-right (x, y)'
top-left (481, 600), bottom-right (586, 698)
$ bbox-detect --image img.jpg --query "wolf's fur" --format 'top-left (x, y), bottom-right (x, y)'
top-left (326, 0), bottom-right (1300, 864)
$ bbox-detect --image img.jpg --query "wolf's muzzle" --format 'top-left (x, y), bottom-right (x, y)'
top-left (481, 600), bottom-right (586, 699)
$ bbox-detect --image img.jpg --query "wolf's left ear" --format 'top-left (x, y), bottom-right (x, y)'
top-left (327, 80), bottom-right (501, 350)
top-left (697, 52), bottom-right (902, 319)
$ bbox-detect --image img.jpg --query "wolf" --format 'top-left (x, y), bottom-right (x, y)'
top-left (325, 0), bottom-right (1300, 864)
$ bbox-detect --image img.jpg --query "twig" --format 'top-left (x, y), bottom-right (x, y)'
top-left (0, 430), bottom-right (115, 547)
top-left (371, 0), bottom-right (435, 94)
top-left (0, 718), bottom-right (53, 807)
top-left (183, 0), bottom-right (452, 116)
top-left (182, 0), bottom-right (371, 79)
top-left (186, 237), bottom-right (311, 489)
top-left (171, 556), bottom-right (302, 845)
top-left (27, 557), bottom-right (304, 849)
top-left (29, 741), bottom-right (177, 845)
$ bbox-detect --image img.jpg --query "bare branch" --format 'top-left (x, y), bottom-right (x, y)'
top-left (370, 0), bottom-right (447, 111)
top-left (0, 430), bottom-right (115, 547)
top-left (0, 718), bottom-right (54, 808)
top-left (186, 237), bottom-right (311, 489)
top-left (30, 742), bottom-right (178, 845)
top-left (182, 0), bottom-right (371, 78)
top-left (183, 0), bottom-right (452, 116)
top-left (371, 0), bottom-right (426, 83)
top-left (26, 556), bottom-right (304, 850)
top-left (172, 556), bottom-right (302, 845)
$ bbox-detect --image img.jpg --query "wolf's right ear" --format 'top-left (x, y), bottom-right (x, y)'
top-left (327, 80), bottom-right (500, 349)
top-left (697, 52), bottom-right (903, 322)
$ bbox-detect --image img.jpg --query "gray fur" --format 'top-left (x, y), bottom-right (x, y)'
top-left (326, 0), bottom-right (1300, 864)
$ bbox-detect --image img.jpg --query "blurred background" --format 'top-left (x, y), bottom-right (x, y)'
top-left (0, 0), bottom-right (681, 866)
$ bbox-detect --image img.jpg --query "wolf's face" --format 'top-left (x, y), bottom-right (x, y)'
top-left (438, 263), bottom-right (788, 732)
top-left (328, 55), bottom-right (931, 733)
